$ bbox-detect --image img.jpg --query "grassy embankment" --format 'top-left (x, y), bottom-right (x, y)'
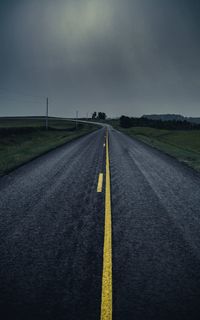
top-left (0, 117), bottom-right (99, 175)
top-left (112, 120), bottom-right (200, 172)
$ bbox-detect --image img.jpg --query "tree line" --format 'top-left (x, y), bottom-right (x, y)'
top-left (120, 115), bottom-right (200, 130)
top-left (92, 112), bottom-right (106, 120)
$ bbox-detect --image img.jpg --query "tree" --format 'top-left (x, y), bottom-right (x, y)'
top-left (120, 115), bottom-right (132, 128)
top-left (98, 112), bottom-right (106, 120)
top-left (92, 112), bottom-right (97, 119)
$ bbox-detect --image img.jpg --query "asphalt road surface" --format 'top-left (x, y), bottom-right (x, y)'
top-left (1, 126), bottom-right (200, 320)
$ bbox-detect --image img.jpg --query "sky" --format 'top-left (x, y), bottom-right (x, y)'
top-left (0, 0), bottom-right (200, 118)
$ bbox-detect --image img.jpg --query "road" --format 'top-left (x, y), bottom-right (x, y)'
top-left (1, 126), bottom-right (200, 319)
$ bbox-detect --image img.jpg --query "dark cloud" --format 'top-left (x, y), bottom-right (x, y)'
top-left (0, 0), bottom-right (200, 117)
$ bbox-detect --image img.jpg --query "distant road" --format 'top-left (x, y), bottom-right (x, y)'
top-left (1, 125), bottom-right (200, 319)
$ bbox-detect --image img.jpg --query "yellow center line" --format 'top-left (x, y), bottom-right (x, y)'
top-left (100, 129), bottom-right (112, 320)
top-left (97, 173), bottom-right (104, 193)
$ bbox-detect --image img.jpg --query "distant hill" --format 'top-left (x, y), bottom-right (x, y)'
top-left (142, 114), bottom-right (200, 124)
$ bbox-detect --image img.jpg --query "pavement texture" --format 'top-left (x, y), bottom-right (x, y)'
top-left (1, 126), bottom-right (200, 319)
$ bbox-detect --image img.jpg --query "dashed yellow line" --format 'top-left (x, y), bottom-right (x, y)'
top-left (100, 130), bottom-right (112, 320)
top-left (97, 173), bottom-right (104, 193)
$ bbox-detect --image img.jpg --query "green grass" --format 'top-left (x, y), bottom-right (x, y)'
top-left (116, 126), bottom-right (200, 172)
top-left (0, 117), bottom-right (99, 175)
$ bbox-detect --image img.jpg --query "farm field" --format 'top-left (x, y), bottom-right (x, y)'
top-left (0, 117), bottom-right (99, 175)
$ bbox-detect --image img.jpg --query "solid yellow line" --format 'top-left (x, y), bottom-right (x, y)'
top-left (97, 173), bottom-right (104, 193)
top-left (100, 130), bottom-right (112, 320)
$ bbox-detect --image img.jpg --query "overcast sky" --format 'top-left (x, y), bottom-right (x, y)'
top-left (0, 0), bottom-right (200, 117)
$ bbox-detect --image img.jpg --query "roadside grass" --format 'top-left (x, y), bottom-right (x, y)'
top-left (0, 118), bottom-right (99, 175)
top-left (116, 126), bottom-right (200, 172)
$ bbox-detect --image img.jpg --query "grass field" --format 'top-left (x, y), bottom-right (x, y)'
top-left (116, 126), bottom-right (200, 172)
top-left (0, 117), bottom-right (99, 175)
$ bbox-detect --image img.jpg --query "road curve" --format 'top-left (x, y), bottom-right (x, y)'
top-left (1, 126), bottom-right (200, 319)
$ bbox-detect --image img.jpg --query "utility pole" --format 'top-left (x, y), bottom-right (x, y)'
top-left (46, 97), bottom-right (48, 130)
top-left (76, 110), bottom-right (78, 129)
